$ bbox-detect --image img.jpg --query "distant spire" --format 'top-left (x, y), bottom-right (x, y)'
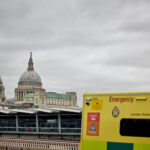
top-left (27, 52), bottom-right (34, 71)
top-left (0, 75), bottom-right (3, 84)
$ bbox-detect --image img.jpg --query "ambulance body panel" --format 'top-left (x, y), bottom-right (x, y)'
top-left (80, 92), bottom-right (150, 150)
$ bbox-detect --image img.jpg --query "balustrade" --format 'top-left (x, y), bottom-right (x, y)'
top-left (0, 138), bottom-right (79, 150)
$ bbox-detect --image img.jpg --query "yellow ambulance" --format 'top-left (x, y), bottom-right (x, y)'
top-left (79, 92), bottom-right (150, 150)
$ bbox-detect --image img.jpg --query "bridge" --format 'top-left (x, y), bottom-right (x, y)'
top-left (0, 107), bottom-right (81, 140)
top-left (0, 107), bottom-right (81, 149)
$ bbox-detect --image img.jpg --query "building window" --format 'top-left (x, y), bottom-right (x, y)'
top-left (39, 115), bottom-right (58, 132)
top-left (42, 99), bottom-right (44, 104)
top-left (18, 115), bottom-right (36, 132)
top-left (0, 116), bottom-right (16, 132)
top-left (120, 118), bottom-right (150, 137)
top-left (53, 99), bottom-right (56, 105)
top-left (61, 115), bottom-right (81, 133)
top-left (61, 100), bottom-right (64, 106)
top-left (66, 101), bottom-right (69, 106)
top-left (64, 100), bottom-right (66, 105)
top-left (46, 99), bottom-right (50, 105)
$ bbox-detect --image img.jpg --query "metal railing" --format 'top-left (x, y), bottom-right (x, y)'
top-left (0, 127), bottom-right (81, 134)
top-left (0, 138), bottom-right (79, 150)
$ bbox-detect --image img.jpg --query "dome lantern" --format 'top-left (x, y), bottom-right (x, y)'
top-left (27, 52), bottom-right (34, 71)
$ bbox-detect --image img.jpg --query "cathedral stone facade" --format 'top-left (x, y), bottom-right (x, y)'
top-left (0, 75), bottom-right (6, 104)
top-left (14, 53), bottom-right (77, 108)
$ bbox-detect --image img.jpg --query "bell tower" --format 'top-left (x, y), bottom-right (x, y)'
top-left (0, 75), bottom-right (6, 103)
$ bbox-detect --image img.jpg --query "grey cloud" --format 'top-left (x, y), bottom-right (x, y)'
top-left (121, 20), bottom-right (150, 33)
top-left (1, 0), bottom-right (150, 107)
top-left (101, 49), bottom-right (150, 68)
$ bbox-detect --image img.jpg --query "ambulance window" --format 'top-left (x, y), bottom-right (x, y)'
top-left (120, 119), bottom-right (150, 137)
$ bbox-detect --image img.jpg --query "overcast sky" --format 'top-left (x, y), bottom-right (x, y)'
top-left (1, 0), bottom-right (150, 106)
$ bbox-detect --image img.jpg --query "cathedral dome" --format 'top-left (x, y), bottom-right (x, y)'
top-left (19, 71), bottom-right (41, 84)
top-left (18, 52), bottom-right (42, 85)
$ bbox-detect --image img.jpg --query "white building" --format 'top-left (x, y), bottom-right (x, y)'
top-left (14, 53), bottom-right (77, 108)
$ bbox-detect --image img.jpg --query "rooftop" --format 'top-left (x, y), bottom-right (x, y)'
top-left (46, 92), bottom-right (71, 100)
top-left (0, 107), bottom-right (82, 114)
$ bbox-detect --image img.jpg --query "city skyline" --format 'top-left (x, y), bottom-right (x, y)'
top-left (1, 0), bottom-right (150, 107)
